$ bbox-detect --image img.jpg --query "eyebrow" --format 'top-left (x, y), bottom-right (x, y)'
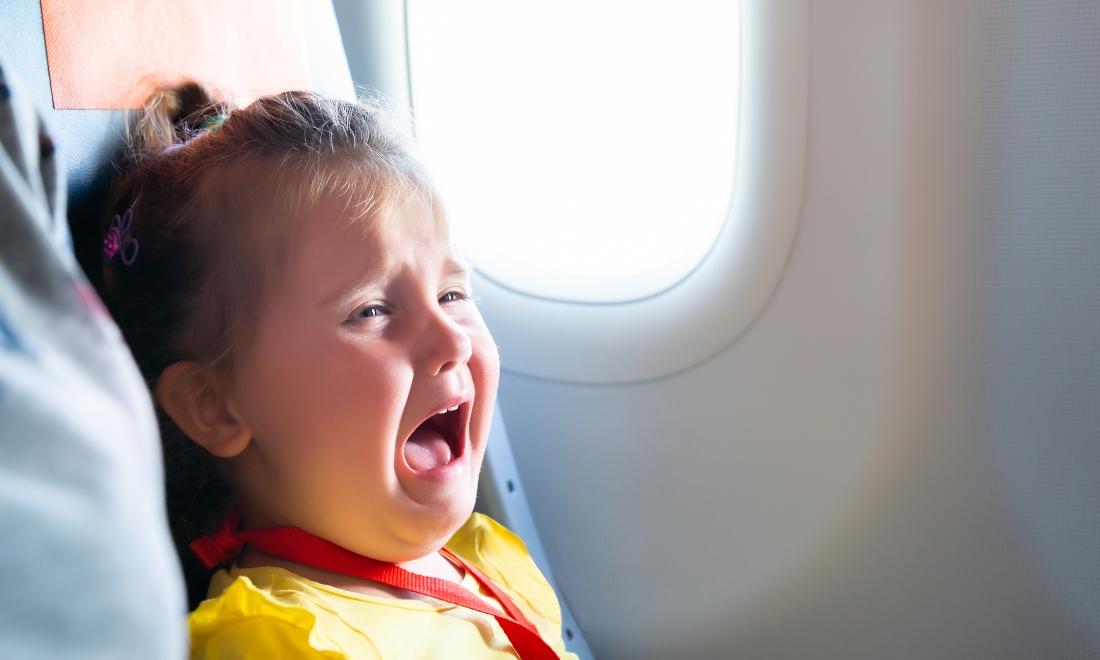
top-left (321, 257), bottom-right (474, 308)
top-left (444, 257), bottom-right (474, 279)
top-left (322, 261), bottom-right (388, 307)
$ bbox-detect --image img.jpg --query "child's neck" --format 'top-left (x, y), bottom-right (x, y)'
top-left (237, 544), bottom-right (465, 600)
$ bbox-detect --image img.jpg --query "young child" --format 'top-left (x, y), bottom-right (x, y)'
top-left (98, 83), bottom-right (576, 660)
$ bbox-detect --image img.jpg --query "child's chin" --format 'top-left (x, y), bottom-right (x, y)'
top-left (398, 476), bottom-right (476, 517)
top-left (394, 496), bottom-right (477, 553)
top-left (431, 491), bottom-right (476, 528)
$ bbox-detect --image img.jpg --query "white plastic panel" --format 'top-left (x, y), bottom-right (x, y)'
top-left (475, 405), bottom-right (594, 660)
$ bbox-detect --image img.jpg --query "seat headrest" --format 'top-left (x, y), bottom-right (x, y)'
top-left (0, 0), bottom-right (352, 285)
top-left (2, 0), bottom-right (352, 190)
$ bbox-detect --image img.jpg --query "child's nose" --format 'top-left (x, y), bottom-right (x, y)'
top-left (419, 308), bottom-right (473, 376)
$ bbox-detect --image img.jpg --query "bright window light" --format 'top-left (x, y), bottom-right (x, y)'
top-left (407, 1), bottom-right (740, 303)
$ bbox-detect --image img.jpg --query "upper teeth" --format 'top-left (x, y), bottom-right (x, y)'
top-left (443, 405), bottom-right (459, 413)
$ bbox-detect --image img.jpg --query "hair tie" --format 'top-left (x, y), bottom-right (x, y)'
top-left (103, 186), bottom-right (143, 266)
top-left (200, 113), bottom-right (229, 132)
top-left (162, 113), bottom-right (228, 156)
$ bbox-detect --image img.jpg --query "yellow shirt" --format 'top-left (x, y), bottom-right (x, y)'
top-left (189, 513), bottom-right (578, 659)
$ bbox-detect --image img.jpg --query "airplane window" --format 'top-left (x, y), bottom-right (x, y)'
top-left (403, 1), bottom-right (806, 384)
top-left (407, 1), bottom-right (740, 303)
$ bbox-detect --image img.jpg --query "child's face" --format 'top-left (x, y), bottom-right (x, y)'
top-left (226, 192), bottom-right (499, 563)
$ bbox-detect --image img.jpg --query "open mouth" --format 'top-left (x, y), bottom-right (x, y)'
top-left (403, 404), bottom-right (466, 473)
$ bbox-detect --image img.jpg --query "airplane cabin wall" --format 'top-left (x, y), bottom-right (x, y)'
top-left (496, 1), bottom-right (1100, 658)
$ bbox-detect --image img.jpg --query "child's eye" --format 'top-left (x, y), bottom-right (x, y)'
top-left (439, 291), bottom-right (467, 304)
top-left (355, 304), bottom-right (386, 319)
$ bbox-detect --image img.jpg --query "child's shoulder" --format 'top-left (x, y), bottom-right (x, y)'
top-left (189, 567), bottom-right (382, 659)
top-left (446, 512), bottom-right (554, 595)
top-left (445, 513), bottom-right (566, 646)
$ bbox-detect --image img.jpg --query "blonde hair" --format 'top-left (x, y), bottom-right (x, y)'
top-left (100, 82), bottom-right (438, 607)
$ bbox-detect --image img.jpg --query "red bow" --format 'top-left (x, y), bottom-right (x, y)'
top-left (190, 506), bottom-right (245, 568)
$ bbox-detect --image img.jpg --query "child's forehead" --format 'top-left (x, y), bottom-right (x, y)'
top-left (301, 212), bottom-right (471, 309)
top-left (314, 187), bottom-right (451, 249)
top-left (293, 187), bottom-right (466, 278)
top-left (232, 161), bottom-right (463, 289)
top-left (237, 157), bottom-right (441, 229)
top-left (309, 164), bottom-right (446, 233)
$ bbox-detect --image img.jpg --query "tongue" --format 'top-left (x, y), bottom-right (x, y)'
top-left (404, 425), bottom-right (453, 471)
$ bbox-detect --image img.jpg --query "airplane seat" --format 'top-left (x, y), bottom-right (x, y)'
top-left (0, 1), bottom-right (128, 281)
top-left (0, 1), bottom-right (593, 657)
top-left (0, 0), bottom-right (355, 289)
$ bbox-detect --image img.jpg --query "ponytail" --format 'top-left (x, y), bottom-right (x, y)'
top-left (130, 81), bottom-right (227, 154)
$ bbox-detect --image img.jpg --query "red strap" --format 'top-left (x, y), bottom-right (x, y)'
top-left (191, 508), bottom-right (560, 660)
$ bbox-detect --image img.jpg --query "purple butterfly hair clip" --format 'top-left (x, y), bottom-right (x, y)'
top-left (103, 187), bottom-right (142, 266)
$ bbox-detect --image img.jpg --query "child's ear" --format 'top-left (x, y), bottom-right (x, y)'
top-left (156, 361), bottom-right (252, 458)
